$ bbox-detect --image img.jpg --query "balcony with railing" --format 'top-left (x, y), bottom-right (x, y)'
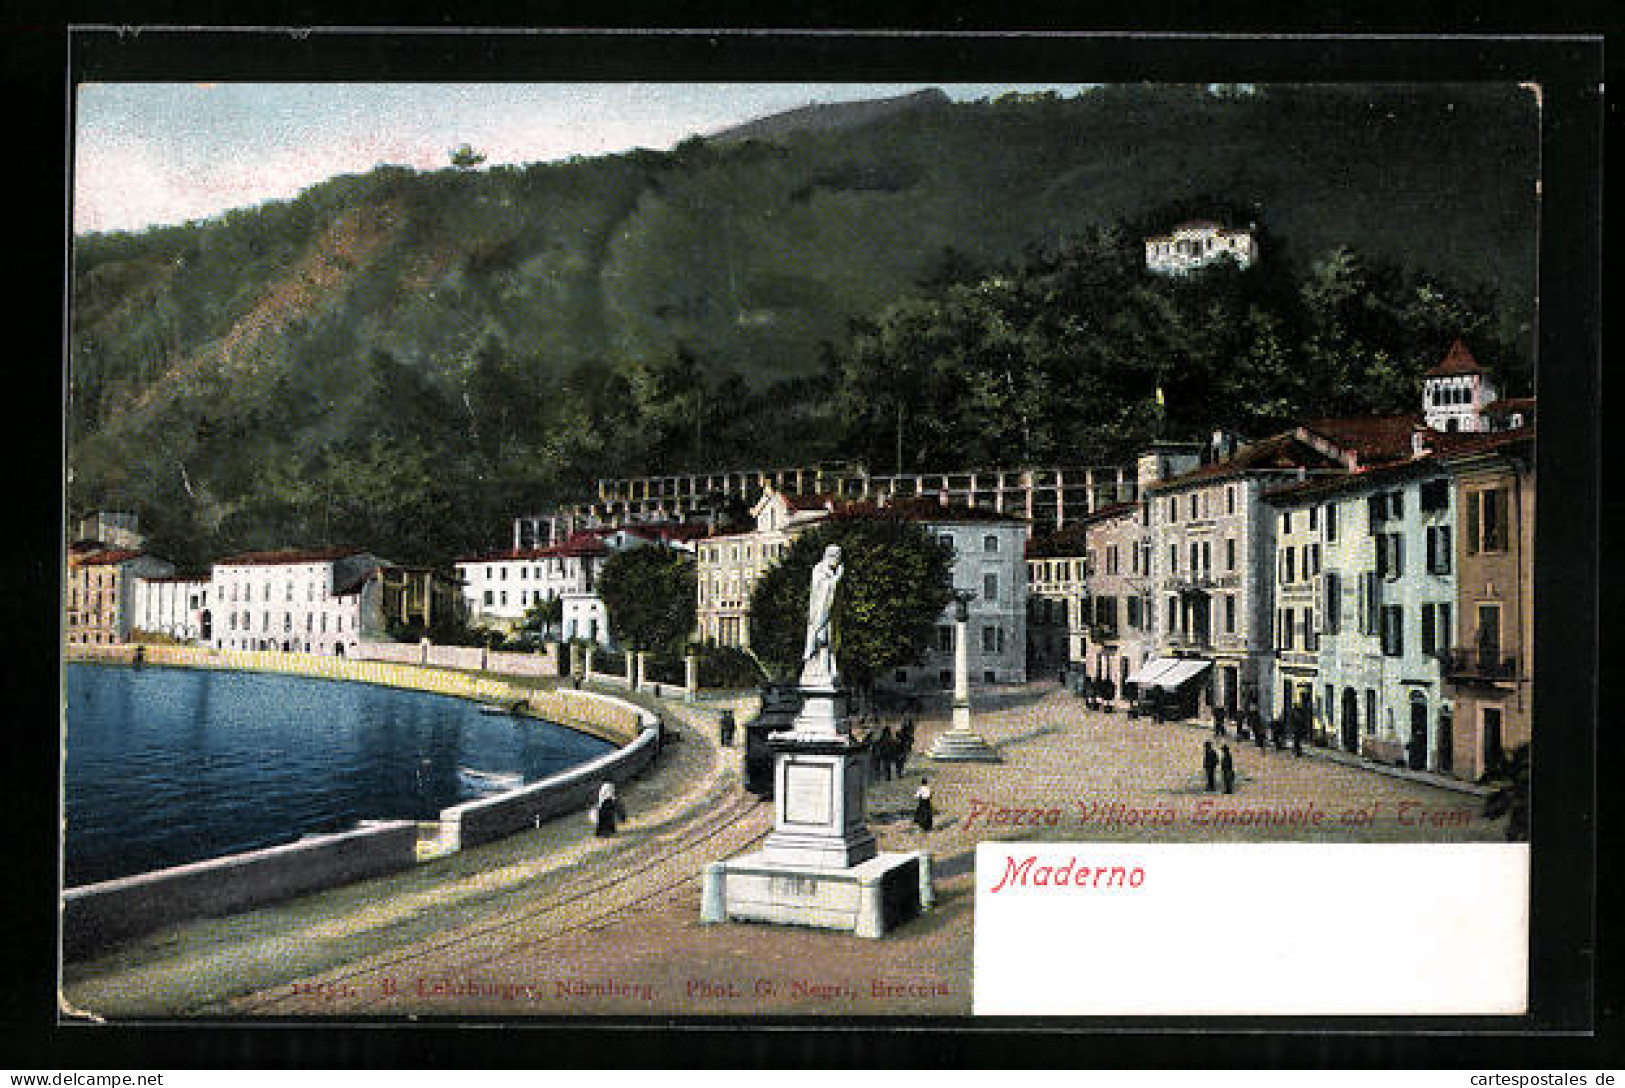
top-left (1438, 647), bottom-right (1520, 681)
top-left (1170, 628), bottom-right (1213, 651)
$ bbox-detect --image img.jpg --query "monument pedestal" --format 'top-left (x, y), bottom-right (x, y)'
top-left (927, 699), bottom-right (1002, 762)
top-left (702, 684), bottom-right (932, 939)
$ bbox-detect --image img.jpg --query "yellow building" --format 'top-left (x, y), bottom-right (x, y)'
top-left (65, 547), bottom-right (175, 646)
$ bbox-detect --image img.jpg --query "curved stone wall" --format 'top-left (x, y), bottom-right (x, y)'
top-left (61, 644), bottom-right (663, 957)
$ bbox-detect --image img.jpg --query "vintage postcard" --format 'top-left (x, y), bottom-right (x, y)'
top-left (58, 31), bottom-right (1586, 1026)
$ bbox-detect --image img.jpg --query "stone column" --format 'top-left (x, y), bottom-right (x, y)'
top-left (685, 653), bottom-right (698, 702)
top-left (929, 592), bottom-right (1001, 762)
top-left (635, 650), bottom-right (647, 690)
top-left (625, 649), bottom-right (637, 689)
top-left (584, 645), bottom-right (596, 681)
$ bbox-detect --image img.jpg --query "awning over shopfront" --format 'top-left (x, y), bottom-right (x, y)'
top-left (1124, 657), bottom-right (1180, 687)
top-left (1150, 658), bottom-right (1213, 691)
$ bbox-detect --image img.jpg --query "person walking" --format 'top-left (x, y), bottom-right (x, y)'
top-left (1203, 741), bottom-right (1219, 791)
top-left (592, 781), bottom-right (626, 837)
top-left (913, 777), bottom-right (934, 832)
top-left (718, 709), bottom-right (736, 748)
top-left (1221, 745), bottom-right (1235, 794)
top-left (1292, 706), bottom-right (1305, 758)
top-left (876, 726), bottom-right (898, 781)
top-left (1253, 709), bottom-right (1267, 752)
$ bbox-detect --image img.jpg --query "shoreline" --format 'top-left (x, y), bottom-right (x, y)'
top-left (60, 643), bottom-right (677, 961)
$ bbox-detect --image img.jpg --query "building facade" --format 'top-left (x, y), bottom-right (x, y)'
top-left (207, 550), bottom-right (382, 655)
top-left (1270, 499), bottom-right (1324, 734)
top-left (1073, 503), bottom-right (1153, 700)
top-left (695, 489), bottom-right (833, 649)
top-left (693, 490), bottom-right (1029, 687)
top-left (131, 575), bottom-right (211, 642)
top-left (1440, 429), bottom-right (1535, 780)
top-left (1140, 434), bottom-right (1346, 720)
top-left (1422, 340), bottom-right (1500, 434)
top-left (1268, 459), bottom-right (1459, 771)
top-left (65, 549), bottom-right (176, 646)
top-left (1025, 525), bottom-right (1090, 675)
top-left (1144, 220), bottom-right (1258, 276)
top-left (895, 508), bottom-right (1030, 689)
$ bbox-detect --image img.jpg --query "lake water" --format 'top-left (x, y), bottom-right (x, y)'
top-left (63, 664), bottom-right (614, 887)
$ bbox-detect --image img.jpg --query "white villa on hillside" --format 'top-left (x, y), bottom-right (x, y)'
top-left (1144, 220), bottom-right (1257, 276)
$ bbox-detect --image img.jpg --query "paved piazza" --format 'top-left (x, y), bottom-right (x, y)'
top-left (62, 683), bottom-right (1507, 1020)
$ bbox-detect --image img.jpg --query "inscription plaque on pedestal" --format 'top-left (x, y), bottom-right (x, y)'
top-left (783, 762), bottom-right (833, 826)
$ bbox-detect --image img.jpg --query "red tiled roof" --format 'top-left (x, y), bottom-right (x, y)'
top-left (1298, 415), bottom-right (1423, 466)
top-left (833, 497), bottom-right (1027, 525)
top-left (1431, 422), bottom-right (1536, 461)
top-left (1264, 456), bottom-right (1439, 503)
top-left (456, 548), bottom-right (548, 563)
top-left (1264, 423), bottom-right (1534, 503)
top-left (623, 522), bottom-right (713, 542)
top-left (73, 549), bottom-right (147, 566)
top-left (545, 531), bottom-right (612, 558)
top-left (1082, 500), bottom-right (1139, 524)
top-left (1425, 339), bottom-right (1483, 378)
top-left (456, 532), bottom-right (613, 564)
top-left (1150, 433), bottom-right (1345, 491)
top-left (1484, 396), bottom-right (1536, 417)
top-left (784, 492), bottom-right (837, 512)
top-left (215, 548), bottom-right (368, 567)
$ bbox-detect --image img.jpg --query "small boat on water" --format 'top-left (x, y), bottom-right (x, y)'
top-left (476, 698), bottom-right (530, 716)
top-left (457, 766), bottom-right (524, 794)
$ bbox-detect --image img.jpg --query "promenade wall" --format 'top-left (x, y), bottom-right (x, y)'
top-left (351, 639), bottom-right (561, 679)
top-left (61, 821), bottom-right (418, 960)
top-left (61, 644), bottom-right (662, 955)
top-left (66, 642), bottom-right (641, 744)
top-left (439, 695), bottom-right (661, 851)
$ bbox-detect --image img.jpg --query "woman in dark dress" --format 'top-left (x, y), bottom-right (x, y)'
top-left (594, 781), bottom-right (626, 837)
top-left (913, 778), bottom-right (934, 832)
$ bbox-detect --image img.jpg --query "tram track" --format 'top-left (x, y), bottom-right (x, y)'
top-left (229, 780), bottom-right (771, 1014)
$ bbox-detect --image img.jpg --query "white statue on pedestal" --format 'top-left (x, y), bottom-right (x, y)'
top-left (800, 544), bottom-right (844, 689)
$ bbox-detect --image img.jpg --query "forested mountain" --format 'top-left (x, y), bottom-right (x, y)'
top-left (68, 83), bottom-right (1538, 569)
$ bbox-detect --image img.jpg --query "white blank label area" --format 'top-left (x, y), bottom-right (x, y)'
top-left (972, 843), bottom-right (1528, 1016)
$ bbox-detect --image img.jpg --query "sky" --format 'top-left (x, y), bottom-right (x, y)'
top-left (73, 83), bottom-right (1096, 234)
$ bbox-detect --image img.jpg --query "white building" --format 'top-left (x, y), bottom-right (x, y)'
top-left (1422, 339), bottom-right (1501, 434)
top-left (131, 575), bottom-right (211, 642)
top-left (458, 526), bottom-right (698, 644)
top-left (1144, 220), bottom-right (1257, 276)
top-left (868, 500), bottom-right (1030, 690)
top-left (207, 550), bottom-right (383, 656)
top-left (695, 488), bottom-right (834, 648)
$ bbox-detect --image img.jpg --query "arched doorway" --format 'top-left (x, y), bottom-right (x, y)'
top-left (199, 609), bottom-right (212, 641)
top-left (1341, 688), bottom-right (1360, 753)
top-left (334, 643), bottom-right (345, 657)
